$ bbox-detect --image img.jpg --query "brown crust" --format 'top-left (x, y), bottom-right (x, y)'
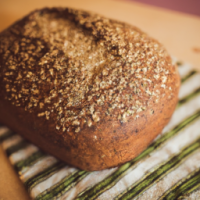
top-left (0, 8), bottom-right (180, 171)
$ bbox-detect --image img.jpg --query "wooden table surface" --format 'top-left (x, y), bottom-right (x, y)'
top-left (0, 0), bottom-right (200, 199)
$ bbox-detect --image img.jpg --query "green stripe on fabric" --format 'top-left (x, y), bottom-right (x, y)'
top-left (35, 170), bottom-right (89, 200)
top-left (76, 163), bottom-right (133, 200)
top-left (182, 183), bottom-right (200, 199)
top-left (180, 183), bottom-right (200, 199)
top-left (177, 87), bottom-right (200, 108)
top-left (75, 111), bottom-right (200, 200)
top-left (0, 130), bottom-right (14, 143)
top-left (6, 140), bottom-right (29, 156)
top-left (159, 168), bottom-right (200, 200)
top-left (14, 151), bottom-right (46, 172)
top-left (181, 70), bottom-right (197, 83)
top-left (115, 138), bottom-right (200, 200)
top-left (25, 161), bottom-right (66, 191)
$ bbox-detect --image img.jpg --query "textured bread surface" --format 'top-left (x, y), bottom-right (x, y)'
top-left (0, 7), bottom-right (180, 171)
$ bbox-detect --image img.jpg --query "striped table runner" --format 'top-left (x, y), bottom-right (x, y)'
top-left (1, 59), bottom-right (200, 200)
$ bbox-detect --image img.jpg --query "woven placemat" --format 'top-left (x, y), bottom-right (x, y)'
top-left (1, 59), bottom-right (200, 200)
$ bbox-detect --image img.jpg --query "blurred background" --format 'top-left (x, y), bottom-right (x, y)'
top-left (129, 0), bottom-right (200, 16)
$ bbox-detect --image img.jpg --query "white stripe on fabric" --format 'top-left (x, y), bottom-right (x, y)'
top-left (179, 73), bottom-right (200, 99)
top-left (138, 150), bottom-right (200, 200)
top-left (162, 94), bottom-right (200, 134)
top-left (2, 135), bottom-right (23, 149)
top-left (31, 166), bottom-right (77, 199)
top-left (20, 156), bottom-right (58, 182)
top-left (187, 187), bottom-right (200, 200)
top-left (0, 127), bottom-right (10, 137)
top-left (10, 144), bottom-right (39, 165)
top-left (177, 63), bottom-right (193, 78)
top-left (59, 167), bottom-right (117, 200)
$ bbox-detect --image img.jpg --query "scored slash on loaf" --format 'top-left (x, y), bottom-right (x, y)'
top-left (0, 7), bottom-right (180, 171)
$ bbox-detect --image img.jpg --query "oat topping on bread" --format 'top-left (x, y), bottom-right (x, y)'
top-left (0, 8), bottom-right (180, 170)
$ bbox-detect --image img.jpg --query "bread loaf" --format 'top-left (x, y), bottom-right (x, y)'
top-left (0, 8), bottom-right (180, 171)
